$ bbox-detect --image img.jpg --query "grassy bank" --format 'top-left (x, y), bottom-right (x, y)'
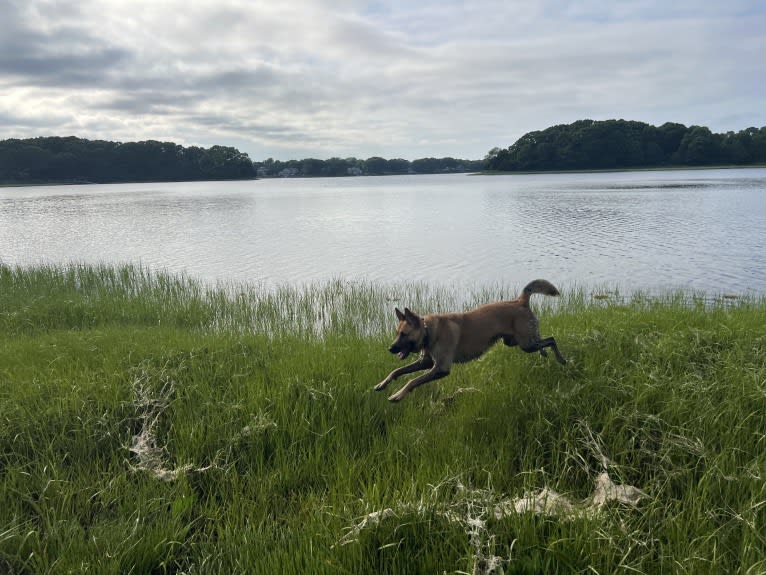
top-left (1, 264), bottom-right (764, 574)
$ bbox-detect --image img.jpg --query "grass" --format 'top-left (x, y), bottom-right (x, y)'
top-left (1, 263), bottom-right (764, 574)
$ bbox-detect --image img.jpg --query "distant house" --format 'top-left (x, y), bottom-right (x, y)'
top-left (278, 167), bottom-right (300, 177)
top-left (347, 166), bottom-right (363, 176)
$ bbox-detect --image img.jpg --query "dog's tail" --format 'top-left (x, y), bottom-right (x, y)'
top-left (518, 279), bottom-right (560, 305)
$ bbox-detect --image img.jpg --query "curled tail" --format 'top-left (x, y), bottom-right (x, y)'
top-left (517, 279), bottom-right (560, 306)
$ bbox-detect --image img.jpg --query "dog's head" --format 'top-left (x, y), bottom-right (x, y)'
top-left (388, 307), bottom-right (425, 360)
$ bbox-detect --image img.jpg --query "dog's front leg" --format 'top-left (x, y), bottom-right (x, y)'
top-left (374, 354), bottom-right (433, 391)
top-left (387, 366), bottom-right (449, 402)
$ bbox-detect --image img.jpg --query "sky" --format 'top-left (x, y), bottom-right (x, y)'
top-left (1, 0), bottom-right (764, 161)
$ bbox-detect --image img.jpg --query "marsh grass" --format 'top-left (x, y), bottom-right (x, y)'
top-left (1, 263), bottom-right (764, 574)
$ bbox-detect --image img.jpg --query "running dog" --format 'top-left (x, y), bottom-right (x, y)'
top-left (375, 279), bottom-right (566, 402)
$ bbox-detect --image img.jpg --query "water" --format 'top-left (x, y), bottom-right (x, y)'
top-left (1, 168), bottom-right (765, 294)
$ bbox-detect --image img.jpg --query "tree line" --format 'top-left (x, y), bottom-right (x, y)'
top-left (485, 119), bottom-right (766, 172)
top-left (3, 121), bottom-right (765, 185)
top-left (0, 137), bottom-right (256, 184)
top-left (254, 156), bottom-right (483, 177)
top-left (0, 136), bottom-right (482, 184)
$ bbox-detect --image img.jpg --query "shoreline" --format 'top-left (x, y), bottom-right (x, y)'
top-left (475, 163), bottom-right (766, 176)
top-left (3, 163), bottom-right (766, 187)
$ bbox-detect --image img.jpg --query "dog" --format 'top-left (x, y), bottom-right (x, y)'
top-left (374, 279), bottom-right (566, 402)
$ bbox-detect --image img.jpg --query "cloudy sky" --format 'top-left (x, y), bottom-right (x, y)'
top-left (1, 0), bottom-right (764, 161)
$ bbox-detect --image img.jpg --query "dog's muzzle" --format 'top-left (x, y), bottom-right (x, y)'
top-left (389, 341), bottom-right (412, 361)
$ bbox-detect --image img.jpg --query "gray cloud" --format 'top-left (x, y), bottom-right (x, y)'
top-left (0, 1), bottom-right (130, 87)
top-left (1, 0), bottom-right (764, 160)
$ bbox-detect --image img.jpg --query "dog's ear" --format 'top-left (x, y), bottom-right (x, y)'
top-left (395, 307), bottom-right (405, 321)
top-left (403, 307), bottom-right (418, 324)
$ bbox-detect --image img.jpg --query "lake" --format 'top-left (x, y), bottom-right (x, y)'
top-left (1, 168), bottom-right (765, 295)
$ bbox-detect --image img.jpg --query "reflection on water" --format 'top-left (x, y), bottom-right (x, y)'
top-left (1, 169), bottom-right (765, 294)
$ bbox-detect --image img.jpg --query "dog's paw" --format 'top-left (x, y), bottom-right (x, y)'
top-left (374, 381), bottom-right (388, 391)
top-left (387, 391), bottom-right (404, 402)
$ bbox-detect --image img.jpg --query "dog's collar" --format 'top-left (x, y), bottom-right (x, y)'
top-left (421, 320), bottom-right (430, 349)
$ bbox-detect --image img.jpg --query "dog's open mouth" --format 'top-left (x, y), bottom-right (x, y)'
top-left (389, 341), bottom-right (413, 361)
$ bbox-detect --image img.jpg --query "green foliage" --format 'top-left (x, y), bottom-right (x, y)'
top-left (0, 135), bottom-right (484, 183)
top-left (486, 119), bottom-right (766, 171)
top-left (1, 264), bottom-right (765, 573)
top-left (0, 137), bottom-right (256, 184)
top-left (254, 155), bottom-right (482, 177)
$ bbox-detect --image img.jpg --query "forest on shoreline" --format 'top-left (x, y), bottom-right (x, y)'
top-left (1, 120), bottom-right (765, 185)
top-left (485, 119), bottom-right (766, 172)
top-left (0, 136), bottom-right (481, 185)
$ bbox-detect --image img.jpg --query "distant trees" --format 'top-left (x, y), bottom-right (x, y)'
top-left (0, 137), bottom-right (255, 184)
top-left (253, 156), bottom-right (483, 177)
top-left (485, 120), bottom-right (766, 172)
top-left (5, 120), bottom-right (763, 185)
top-left (0, 136), bottom-right (484, 184)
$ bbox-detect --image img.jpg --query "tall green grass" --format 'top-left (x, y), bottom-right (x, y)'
top-left (1, 263), bottom-right (764, 574)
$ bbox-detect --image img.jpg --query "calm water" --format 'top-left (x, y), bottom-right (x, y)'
top-left (1, 169), bottom-right (765, 294)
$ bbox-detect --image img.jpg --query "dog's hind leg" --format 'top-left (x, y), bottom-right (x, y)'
top-left (539, 337), bottom-right (566, 364)
top-left (504, 335), bottom-right (548, 357)
top-left (502, 335), bottom-right (517, 347)
top-left (375, 354), bottom-right (434, 391)
top-left (521, 337), bottom-right (566, 364)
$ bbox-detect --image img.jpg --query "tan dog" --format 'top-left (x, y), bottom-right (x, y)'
top-left (375, 279), bottom-right (566, 402)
